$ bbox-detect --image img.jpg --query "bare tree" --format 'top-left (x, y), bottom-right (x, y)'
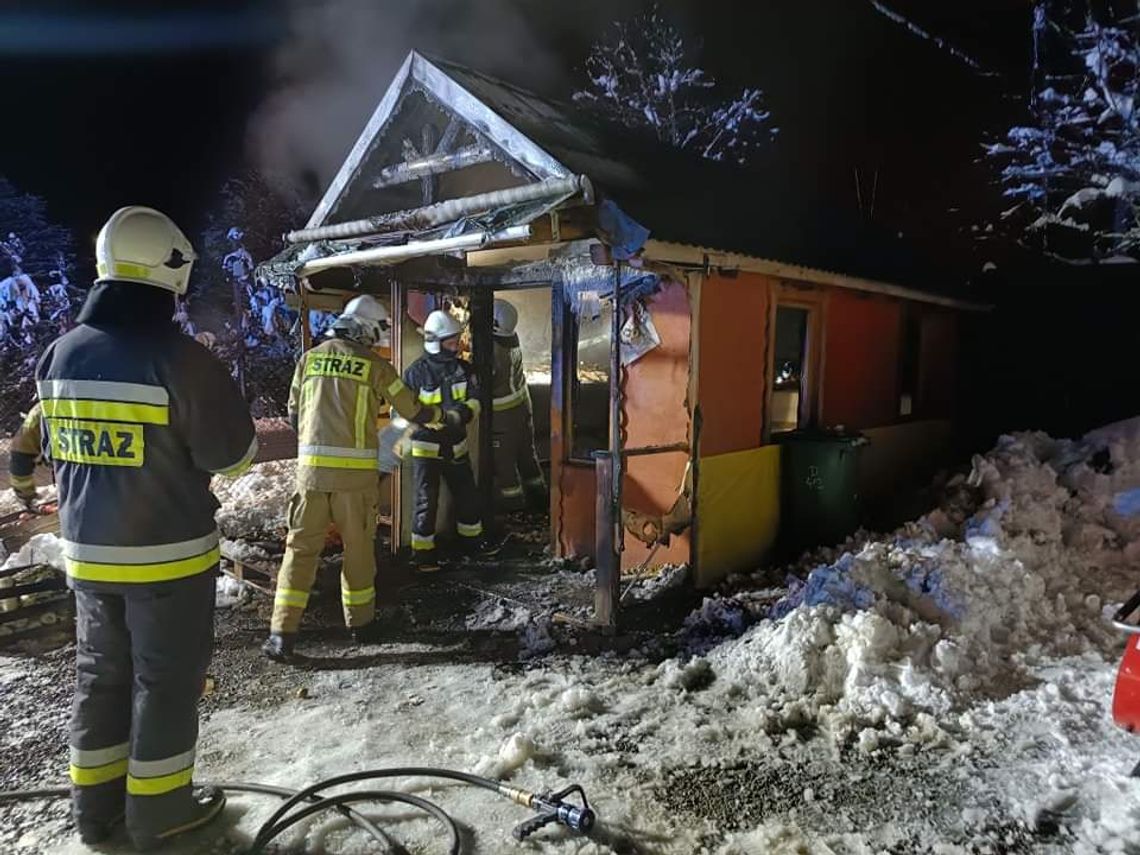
top-left (574, 6), bottom-right (777, 164)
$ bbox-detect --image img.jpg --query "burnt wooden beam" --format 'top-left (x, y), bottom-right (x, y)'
top-left (420, 124), bottom-right (438, 206)
top-left (468, 288), bottom-right (495, 524)
top-left (435, 117), bottom-right (462, 154)
top-left (372, 144), bottom-right (496, 190)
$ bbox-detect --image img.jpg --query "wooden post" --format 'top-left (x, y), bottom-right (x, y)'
top-left (469, 287), bottom-right (495, 522)
top-left (298, 279), bottom-right (312, 353)
top-left (549, 279), bottom-right (567, 554)
top-left (593, 451), bottom-right (621, 628)
top-left (594, 261), bottom-right (624, 629)
top-left (389, 278), bottom-right (404, 554)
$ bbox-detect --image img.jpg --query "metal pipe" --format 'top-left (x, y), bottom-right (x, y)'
top-left (373, 144), bottom-right (496, 189)
top-left (298, 225), bottom-right (531, 276)
top-left (286, 175), bottom-right (590, 244)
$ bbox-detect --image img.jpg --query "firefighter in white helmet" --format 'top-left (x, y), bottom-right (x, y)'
top-left (36, 206), bottom-right (256, 848)
top-left (491, 299), bottom-right (546, 511)
top-left (401, 309), bottom-right (484, 569)
top-left (264, 294), bottom-right (455, 660)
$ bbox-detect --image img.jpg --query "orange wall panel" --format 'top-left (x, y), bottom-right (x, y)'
top-left (622, 451), bottom-right (691, 569)
top-left (624, 280), bottom-right (691, 449)
top-left (821, 292), bottom-right (902, 430)
top-left (620, 280), bottom-right (693, 568)
top-left (555, 279), bottom-right (694, 565)
top-left (697, 272), bottom-right (770, 456)
top-left (555, 464), bottom-right (597, 558)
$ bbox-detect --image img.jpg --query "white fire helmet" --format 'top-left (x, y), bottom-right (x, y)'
top-left (95, 206), bottom-right (196, 295)
top-left (422, 309), bottom-right (464, 354)
top-left (492, 298), bottom-right (519, 337)
top-left (337, 294), bottom-right (391, 347)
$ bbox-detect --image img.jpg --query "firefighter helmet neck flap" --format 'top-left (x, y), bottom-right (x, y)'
top-left (422, 310), bottom-right (463, 355)
top-left (95, 206), bottom-right (196, 295)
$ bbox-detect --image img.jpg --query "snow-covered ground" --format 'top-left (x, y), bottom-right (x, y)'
top-left (4, 421), bottom-right (1140, 853)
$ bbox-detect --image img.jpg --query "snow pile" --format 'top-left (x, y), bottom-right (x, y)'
top-left (214, 574), bottom-right (247, 609)
top-left (213, 459), bottom-right (293, 538)
top-left (695, 427), bottom-right (1140, 744)
top-left (0, 484), bottom-right (56, 519)
top-left (1, 533), bottom-right (64, 573)
top-left (624, 563), bottom-right (689, 602)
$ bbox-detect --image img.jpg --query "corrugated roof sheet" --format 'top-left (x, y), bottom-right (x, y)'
top-left (428, 56), bottom-right (964, 297)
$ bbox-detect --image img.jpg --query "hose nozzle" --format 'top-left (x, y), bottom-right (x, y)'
top-left (510, 783), bottom-right (595, 840)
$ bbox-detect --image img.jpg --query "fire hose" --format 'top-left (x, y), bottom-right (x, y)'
top-left (0, 766), bottom-right (595, 853)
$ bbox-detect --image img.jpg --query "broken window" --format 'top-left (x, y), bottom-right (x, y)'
top-left (770, 306), bottom-right (810, 433)
top-left (570, 297), bottom-right (612, 460)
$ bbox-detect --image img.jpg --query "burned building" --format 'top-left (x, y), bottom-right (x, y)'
top-left (262, 52), bottom-right (985, 623)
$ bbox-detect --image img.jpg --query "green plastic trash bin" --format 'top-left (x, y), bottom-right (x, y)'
top-left (775, 429), bottom-right (868, 552)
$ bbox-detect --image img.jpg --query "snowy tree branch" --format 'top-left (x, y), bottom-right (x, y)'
top-left (574, 6), bottom-right (777, 165)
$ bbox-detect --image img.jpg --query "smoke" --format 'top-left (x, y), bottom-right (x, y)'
top-left (248, 0), bottom-right (576, 207)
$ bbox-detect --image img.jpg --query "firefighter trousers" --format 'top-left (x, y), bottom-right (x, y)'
top-left (69, 572), bottom-right (215, 840)
top-left (411, 454), bottom-right (483, 557)
top-left (492, 405), bottom-right (545, 511)
top-left (271, 487), bottom-right (380, 634)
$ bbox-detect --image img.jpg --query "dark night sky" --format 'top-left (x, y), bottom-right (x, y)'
top-left (0, 0), bottom-right (1037, 274)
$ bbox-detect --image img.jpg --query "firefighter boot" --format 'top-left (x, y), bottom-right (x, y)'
top-left (261, 633), bottom-right (296, 662)
top-left (130, 787), bottom-right (226, 852)
top-left (78, 812), bottom-right (124, 845)
top-left (351, 620), bottom-right (383, 644)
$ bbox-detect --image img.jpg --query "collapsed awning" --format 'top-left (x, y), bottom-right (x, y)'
top-left (256, 175), bottom-right (594, 292)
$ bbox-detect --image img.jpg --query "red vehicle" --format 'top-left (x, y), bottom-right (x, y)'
top-left (1112, 589), bottom-right (1140, 777)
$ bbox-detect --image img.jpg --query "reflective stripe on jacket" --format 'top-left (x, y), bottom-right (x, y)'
top-left (491, 335), bottom-right (532, 414)
top-left (36, 314), bottom-right (256, 589)
top-left (403, 352), bottom-right (480, 455)
top-left (291, 336), bottom-right (440, 491)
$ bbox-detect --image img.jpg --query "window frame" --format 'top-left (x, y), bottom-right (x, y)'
top-left (563, 298), bottom-right (616, 464)
top-left (763, 284), bottom-right (824, 443)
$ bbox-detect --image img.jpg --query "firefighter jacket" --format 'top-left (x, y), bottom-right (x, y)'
top-left (8, 402), bottom-right (42, 496)
top-left (403, 352), bottom-right (481, 460)
top-left (491, 334), bottom-right (533, 415)
top-left (35, 283), bottom-right (257, 590)
top-left (290, 334), bottom-right (441, 492)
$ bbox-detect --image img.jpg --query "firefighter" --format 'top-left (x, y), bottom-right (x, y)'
top-left (7, 402), bottom-right (42, 507)
top-left (491, 299), bottom-right (546, 512)
top-left (263, 295), bottom-right (454, 661)
top-left (36, 206), bottom-right (257, 849)
top-left (403, 309), bottom-right (484, 569)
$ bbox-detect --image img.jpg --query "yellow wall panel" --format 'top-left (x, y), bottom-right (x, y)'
top-left (696, 445), bottom-right (781, 587)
